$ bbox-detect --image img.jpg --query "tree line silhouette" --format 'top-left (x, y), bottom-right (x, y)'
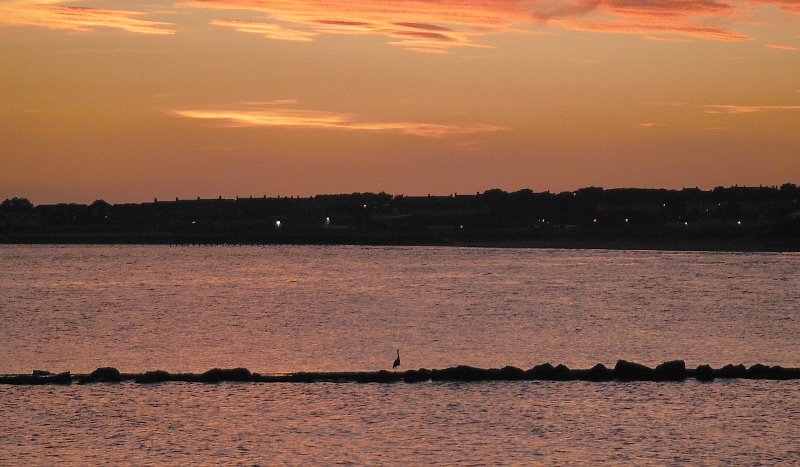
top-left (2, 185), bottom-right (799, 249)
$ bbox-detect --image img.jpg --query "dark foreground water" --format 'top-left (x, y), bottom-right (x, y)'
top-left (2, 380), bottom-right (798, 465)
top-left (2, 245), bottom-right (799, 464)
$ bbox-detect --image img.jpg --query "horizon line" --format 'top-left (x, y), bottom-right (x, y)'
top-left (6, 183), bottom-right (798, 207)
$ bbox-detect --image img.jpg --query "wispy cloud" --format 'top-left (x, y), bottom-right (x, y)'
top-left (170, 102), bottom-right (510, 138)
top-left (552, 0), bottom-right (752, 42)
top-left (0, 1), bottom-right (175, 34)
top-left (178, 0), bottom-right (765, 47)
top-left (209, 19), bottom-right (317, 41)
top-left (748, 0), bottom-right (800, 15)
top-left (604, 0), bottom-right (734, 18)
top-left (5, 1), bottom-right (790, 46)
top-left (765, 43), bottom-right (799, 51)
top-left (644, 35), bottom-right (694, 42)
top-left (647, 101), bottom-right (688, 107)
top-left (704, 104), bottom-right (800, 114)
top-left (552, 18), bottom-right (750, 41)
top-left (178, 0), bottom-right (522, 52)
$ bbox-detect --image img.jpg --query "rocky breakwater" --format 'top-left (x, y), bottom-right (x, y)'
top-left (3, 360), bottom-right (800, 385)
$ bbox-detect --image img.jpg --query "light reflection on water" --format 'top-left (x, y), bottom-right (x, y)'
top-left (1, 245), bottom-right (798, 374)
top-left (1, 380), bottom-right (798, 465)
top-left (2, 245), bottom-right (799, 464)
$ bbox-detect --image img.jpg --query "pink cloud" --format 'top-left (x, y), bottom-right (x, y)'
top-left (0, 1), bottom-right (175, 34)
top-left (552, 18), bottom-right (751, 41)
top-left (178, 0), bottom-right (762, 46)
top-left (3, 0), bottom-right (786, 45)
top-left (604, 0), bottom-right (735, 18)
top-left (179, 0), bottom-right (514, 51)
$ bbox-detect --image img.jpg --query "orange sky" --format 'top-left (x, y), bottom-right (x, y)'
top-left (2, 0), bottom-right (799, 204)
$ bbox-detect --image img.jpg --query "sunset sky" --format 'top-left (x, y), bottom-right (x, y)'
top-left (2, 0), bottom-right (799, 204)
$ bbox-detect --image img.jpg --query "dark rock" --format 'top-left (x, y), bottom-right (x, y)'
top-left (498, 366), bottom-right (525, 380)
top-left (4, 370), bottom-right (69, 384)
top-left (747, 364), bottom-right (771, 379)
top-left (655, 360), bottom-right (686, 381)
top-left (751, 365), bottom-right (800, 380)
top-left (200, 367), bottom-right (252, 383)
top-left (614, 360), bottom-right (655, 381)
top-left (286, 372), bottom-right (315, 383)
top-left (356, 370), bottom-right (398, 383)
top-left (718, 364), bottom-right (747, 379)
top-left (582, 363), bottom-right (613, 382)
top-left (403, 368), bottom-right (432, 383)
top-left (169, 373), bottom-right (197, 383)
top-left (251, 372), bottom-right (268, 382)
top-left (552, 364), bottom-right (575, 381)
top-left (431, 365), bottom-right (485, 381)
top-left (694, 364), bottom-right (714, 382)
top-left (135, 370), bottom-right (172, 384)
top-left (526, 363), bottom-right (555, 380)
top-left (88, 367), bottom-right (122, 383)
top-left (251, 372), bottom-right (292, 383)
top-left (771, 366), bottom-right (800, 380)
top-left (0, 375), bottom-right (37, 385)
top-left (4, 362), bottom-right (800, 385)
top-left (768, 366), bottom-right (789, 380)
top-left (51, 371), bottom-right (72, 385)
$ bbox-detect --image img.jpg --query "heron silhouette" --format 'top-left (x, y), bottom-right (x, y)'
top-left (393, 349), bottom-right (400, 369)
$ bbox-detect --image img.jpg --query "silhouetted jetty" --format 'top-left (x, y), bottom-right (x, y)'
top-left (3, 361), bottom-right (800, 385)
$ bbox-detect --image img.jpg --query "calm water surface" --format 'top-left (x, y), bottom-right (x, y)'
top-left (2, 380), bottom-right (799, 465)
top-left (1, 245), bottom-right (799, 464)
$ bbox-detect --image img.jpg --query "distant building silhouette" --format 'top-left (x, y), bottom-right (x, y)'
top-left (2, 185), bottom-right (799, 249)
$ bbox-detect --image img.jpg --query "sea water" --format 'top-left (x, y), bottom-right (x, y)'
top-left (1, 245), bottom-right (799, 464)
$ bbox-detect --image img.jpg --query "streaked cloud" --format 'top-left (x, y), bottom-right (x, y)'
top-left (3, 1), bottom-right (791, 45)
top-left (704, 104), bottom-right (800, 113)
top-left (748, 0), bottom-right (800, 15)
top-left (170, 103), bottom-right (509, 138)
top-left (552, 0), bottom-right (752, 42)
top-left (209, 19), bottom-right (317, 41)
top-left (604, 0), bottom-right (734, 17)
top-left (765, 43), bottom-right (799, 50)
top-left (0, 1), bottom-right (175, 34)
top-left (551, 18), bottom-right (750, 41)
top-left (178, 0), bottom-right (764, 47)
top-left (645, 35), bottom-right (695, 42)
top-left (648, 101), bottom-right (688, 107)
top-left (178, 0), bottom-right (517, 52)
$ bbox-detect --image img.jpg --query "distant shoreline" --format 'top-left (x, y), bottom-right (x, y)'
top-left (4, 186), bottom-right (799, 251)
